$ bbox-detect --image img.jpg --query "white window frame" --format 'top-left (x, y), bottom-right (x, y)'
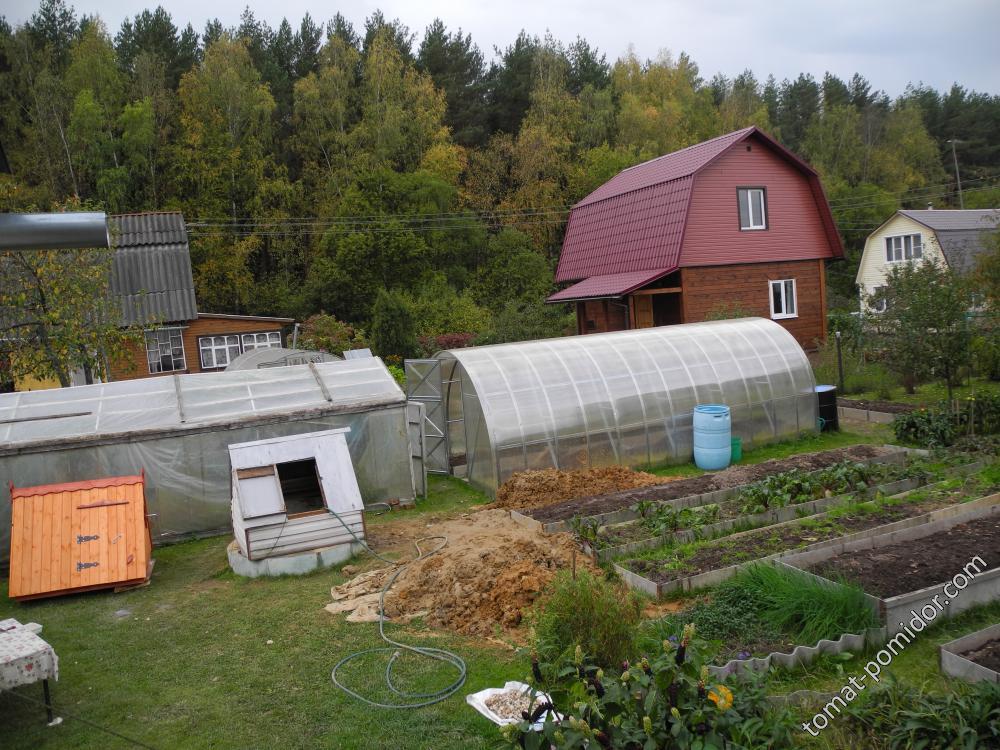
top-left (885, 233), bottom-right (923, 263)
top-left (145, 327), bottom-right (187, 374)
top-left (241, 331), bottom-right (282, 351)
top-left (198, 334), bottom-right (242, 369)
top-left (769, 279), bottom-right (797, 320)
top-left (738, 188), bottom-right (767, 231)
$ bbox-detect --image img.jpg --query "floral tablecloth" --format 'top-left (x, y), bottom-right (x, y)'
top-left (0, 618), bottom-right (59, 690)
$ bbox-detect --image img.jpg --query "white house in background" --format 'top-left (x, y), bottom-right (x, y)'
top-left (856, 208), bottom-right (999, 310)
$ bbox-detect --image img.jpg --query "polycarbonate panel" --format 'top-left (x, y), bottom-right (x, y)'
top-left (438, 318), bottom-right (817, 495)
top-left (0, 359), bottom-right (403, 449)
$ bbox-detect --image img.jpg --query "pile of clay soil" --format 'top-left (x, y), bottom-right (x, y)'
top-left (325, 509), bottom-right (596, 636)
top-left (491, 466), bottom-right (671, 511)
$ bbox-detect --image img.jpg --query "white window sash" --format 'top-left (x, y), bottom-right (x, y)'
top-left (740, 188), bottom-right (767, 230)
top-left (769, 279), bottom-right (797, 320)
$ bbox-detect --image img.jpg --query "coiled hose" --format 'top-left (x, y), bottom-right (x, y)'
top-left (327, 504), bottom-right (468, 708)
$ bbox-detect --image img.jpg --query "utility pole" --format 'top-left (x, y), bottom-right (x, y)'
top-left (947, 138), bottom-right (964, 209)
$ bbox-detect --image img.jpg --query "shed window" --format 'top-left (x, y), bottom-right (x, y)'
top-left (242, 332), bottom-right (282, 351)
top-left (738, 188), bottom-right (767, 230)
top-left (199, 335), bottom-right (241, 369)
top-left (276, 459), bottom-right (325, 516)
top-left (145, 327), bottom-right (186, 373)
top-left (769, 279), bottom-right (797, 319)
top-left (885, 234), bottom-right (922, 262)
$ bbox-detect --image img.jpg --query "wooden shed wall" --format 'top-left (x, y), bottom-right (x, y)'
top-left (8, 476), bottom-right (152, 600)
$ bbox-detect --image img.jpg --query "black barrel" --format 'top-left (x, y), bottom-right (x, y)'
top-left (815, 385), bottom-right (839, 432)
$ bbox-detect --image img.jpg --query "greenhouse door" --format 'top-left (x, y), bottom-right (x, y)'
top-left (404, 359), bottom-right (449, 474)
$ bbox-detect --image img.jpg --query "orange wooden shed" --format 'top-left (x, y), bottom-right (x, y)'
top-left (8, 473), bottom-right (153, 601)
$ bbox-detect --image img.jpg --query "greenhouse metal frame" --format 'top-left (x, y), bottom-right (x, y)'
top-left (0, 359), bottom-right (417, 557)
top-left (428, 318), bottom-right (817, 495)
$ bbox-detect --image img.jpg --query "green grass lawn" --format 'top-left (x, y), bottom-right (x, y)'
top-left (844, 375), bottom-right (1000, 406)
top-left (0, 506), bottom-right (516, 749)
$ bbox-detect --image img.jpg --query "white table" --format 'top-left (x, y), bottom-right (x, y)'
top-left (0, 618), bottom-right (60, 724)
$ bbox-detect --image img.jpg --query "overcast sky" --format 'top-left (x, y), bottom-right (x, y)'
top-left (2, 0), bottom-right (998, 95)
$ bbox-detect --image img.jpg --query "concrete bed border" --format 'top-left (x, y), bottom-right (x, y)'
top-left (838, 406), bottom-right (897, 425)
top-left (611, 489), bottom-right (1000, 598)
top-left (939, 624), bottom-right (1000, 684)
top-left (509, 445), bottom-right (918, 534)
top-left (588, 459), bottom-right (986, 561)
top-left (777, 501), bottom-right (1000, 636)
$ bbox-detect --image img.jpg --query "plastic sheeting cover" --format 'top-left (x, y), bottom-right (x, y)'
top-left (437, 318), bottom-right (817, 493)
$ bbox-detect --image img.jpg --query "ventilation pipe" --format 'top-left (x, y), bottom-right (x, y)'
top-left (0, 212), bottom-right (109, 250)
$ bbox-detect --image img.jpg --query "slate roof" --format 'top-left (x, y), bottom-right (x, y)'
top-left (898, 209), bottom-right (999, 276)
top-left (109, 212), bottom-right (197, 325)
top-left (553, 127), bottom-right (842, 296)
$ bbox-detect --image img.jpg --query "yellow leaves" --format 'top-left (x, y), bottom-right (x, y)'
top-left (707, 684), bottom-right (733, 711)
top-left (420, 143), bottom-right (466, 185)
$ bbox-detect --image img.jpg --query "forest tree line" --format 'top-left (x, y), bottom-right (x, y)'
top-left (2, 0), bottom-right (999, 356)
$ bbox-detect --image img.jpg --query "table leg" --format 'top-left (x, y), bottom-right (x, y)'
top-left (42, 679), bottom-right (53, 723)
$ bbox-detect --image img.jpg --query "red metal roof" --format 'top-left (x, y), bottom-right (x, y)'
top-left (11, 474), bottom-right (144, 500)
top-left (547, 268), bottom-right (674, 302)
top-left (576, 128), bottom-right (754, 208)
top-left (556, 176), bottom-right (693, 282)
top-left (554, 127), bottom-right (843, 285)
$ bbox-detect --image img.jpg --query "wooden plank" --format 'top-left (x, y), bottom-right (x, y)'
top-left (30, 494), bottom-right (44, 597)
top-left (236, 466), bottom-right (276, 480)
top-left (124, 485), bottom-right (137, 581)
top-left (40, 492), bottom-right (53, 594)
top-left (9, 497), bottom-right (25, 598)
top-left (630, 287), bottom-right (683, 296)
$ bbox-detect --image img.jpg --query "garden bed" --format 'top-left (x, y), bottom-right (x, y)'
top-left (612, 473), bottom-right (1000, 596)
top-left (588, 459), bottom-right (986, 561)
top-left (807, 516), bottom-right (1000, 598)
top-left (940, 624), bottom-right (1000, 684)
top-left (514, 444), bottom-right (905, 531)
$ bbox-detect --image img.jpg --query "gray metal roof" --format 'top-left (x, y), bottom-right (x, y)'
top-left (900, 209), bottom-right (999, 232)
top-left (109, 212), bottom-right (197, 325)
top-left (899, 209), bottom-right (998, 276)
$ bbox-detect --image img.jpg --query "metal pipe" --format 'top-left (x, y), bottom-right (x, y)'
top-left (0, 212), bottom-right (109, 250)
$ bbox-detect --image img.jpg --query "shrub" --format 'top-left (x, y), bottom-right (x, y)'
top-left (812, 336), bottom-right (897, 396)
top-left (971, 334), bottom-right (1000, 381)
top-left (506, 626), bottom-right (796, 749)
top-left (369, 289), bottom-right (418, 360)
top-left (297, 313), bottom-right (368, 355)
top-left (892, 408), bottom-right (956, 448)
top-left (704, 301), bottom-right (754, 321)
top-left (845, 677), bottom-right (1000, 749)
top-left (530, 570), bottom-right (642, 670)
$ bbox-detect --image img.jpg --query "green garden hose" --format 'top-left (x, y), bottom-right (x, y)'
top-left (326, 505), bottom-right (468, 709)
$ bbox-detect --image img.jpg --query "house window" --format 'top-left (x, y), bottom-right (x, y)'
top-left (199, 335), bottom-right (242, 369)
top-left (769, 279), bottom-right (797, 319)
top-left (738, 188), bottom-right (767, 230)
top-left (145, 327), bottom-right (186, 373)
top-left (885, 234), bottom-right (922, 262)
top-left (241, 332), bottom-right (282, 351)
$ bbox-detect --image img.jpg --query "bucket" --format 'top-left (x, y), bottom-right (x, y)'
top-left (693, 404), bottom-right (732, 471)
top-left (730, 436), bottom-right (742, 463)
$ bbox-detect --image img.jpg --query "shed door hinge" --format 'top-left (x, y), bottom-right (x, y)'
top-left (76, 534), bottom-right (99, 544)
top-left (76, 561), bottom-right (99, 571)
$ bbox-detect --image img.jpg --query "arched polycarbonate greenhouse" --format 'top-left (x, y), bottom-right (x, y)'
top-left (415, 318), bottom-right (817, 495)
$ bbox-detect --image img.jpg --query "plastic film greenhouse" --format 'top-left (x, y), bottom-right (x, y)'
top-left (0, 359), bottom-right (418, 557)
top-left (413, 318), bottom-right (817, 495)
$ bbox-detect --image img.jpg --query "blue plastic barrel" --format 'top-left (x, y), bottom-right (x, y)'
top-left (693, 404), bottom-right (732, 471)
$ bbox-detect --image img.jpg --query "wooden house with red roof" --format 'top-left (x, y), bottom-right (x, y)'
top-left (549, 127), bottom-right (843, 348)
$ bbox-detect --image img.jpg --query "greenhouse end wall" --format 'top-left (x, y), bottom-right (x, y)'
top-left (437, 318), bottom-right (818, 495)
